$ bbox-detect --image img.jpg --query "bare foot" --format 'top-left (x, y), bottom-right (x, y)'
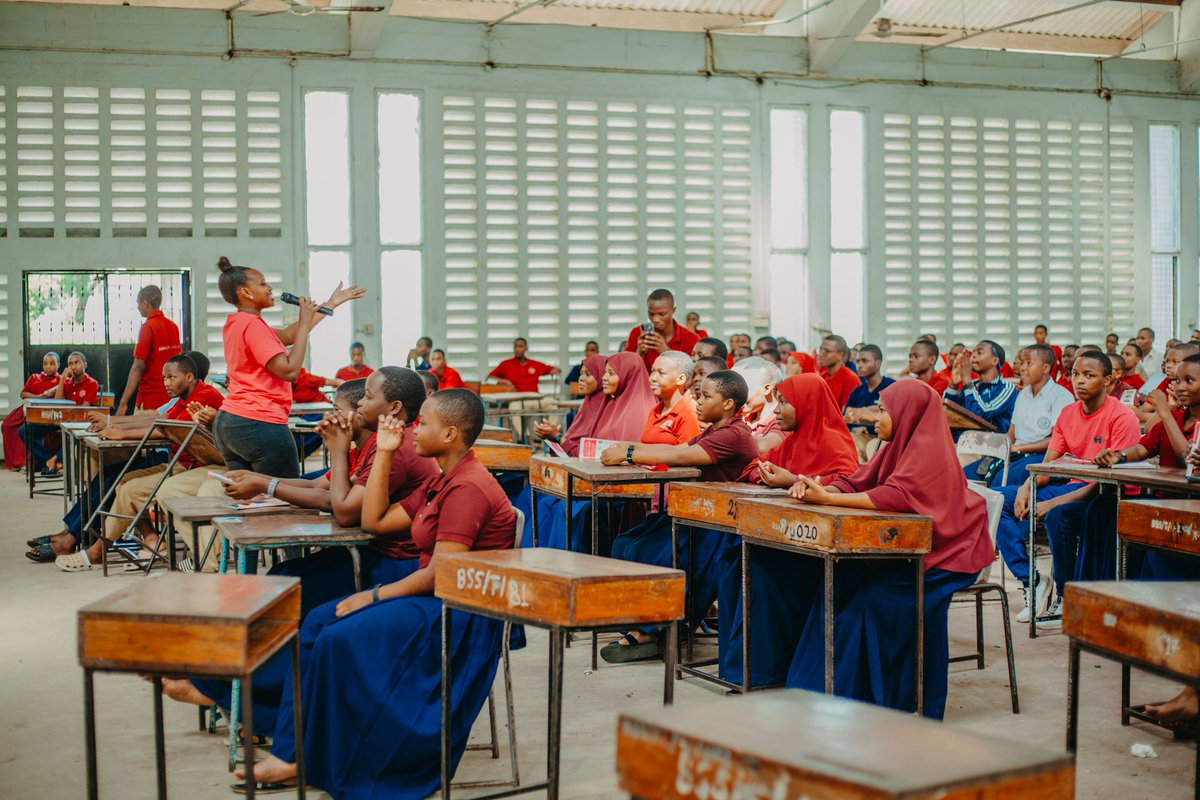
top-left (47, 534), bottom-right (79, 556)
top-left (159, 678), bottom-right (215, 707)
top-left (234, 753), bottom-right (297, 784)
top-left (1144, 687), bottom-right (1198, 724)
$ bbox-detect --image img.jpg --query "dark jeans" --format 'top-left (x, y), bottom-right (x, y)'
top-left (212, 410), bottom-right (299, 479)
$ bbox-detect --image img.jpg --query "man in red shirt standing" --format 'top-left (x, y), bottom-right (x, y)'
top-left (116, 285), bottom-right (182, 415)
top-left (487, 338), bottom-right (559, 393)
top-left (624, 288), bottom-right (700, 372)
top-left (819, 334), bottom-right (860, 409)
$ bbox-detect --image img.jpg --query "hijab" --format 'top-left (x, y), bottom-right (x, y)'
top-left (594, 351), bottom-right (655, 443)
top-left (828, 379), bottom-right (993, 574)
top-left (751, 375), bottom-right (858, 483)
top-left (561, 355), bottom-right (609, 456)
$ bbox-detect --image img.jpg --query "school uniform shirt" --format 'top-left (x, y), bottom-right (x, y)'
top-left (413, 357), bottom-right (431, 371)
top-left (944, 375), bottom-right (1018, 433)
top-left (564, 363), bottom-right (583, 386)
top-left (354, 427), bottom-right (440, 559)
top-left (335, 364), bottom-right (373, 382)
top-left (434, 366), bottom-right (465, 390)
top-left (1124, 373), bottom-right (1146, 391)
top-left (688, 417), bottom-right (759, 483)
top-left (489, 357), bottom-right (555, 393)
top-left (1010, 381), bottom-right (1074, 446)
top-left (1108, 380), bottom-right (1135, 400)
top-left (623, 320), bottom-right (700, 372)
top-left (822, 365), bottom-right (860, 409)
top-left (845, 376), bottom-right (895, 429)
top-left (222, 311), bottom-right (290, 424)
top-left (399, 450), bottom-right (517, 568)
top-left (1138, 408), bottom-right (1193, 469)
top-left (1048, 396), bottom-right (1141, 462)
top-left (641, 392), bottom-right (701, 445)
top-left (913, 371), bottom-right (950, 396)
top-left (1139, 349), bottom-right (1161, 381)
top-left (164, 382), bottom-right (225, 470)
top-left (1057, 374), bottom-right (1075, 393)
top-left (292, 368), bottom-right (328, 403)
top-left (133, 309), bottom-right (182, 409)
top-left (63, 374), bottom-right (100, 406)
top-left (22, 372), bottom-right (61, 398)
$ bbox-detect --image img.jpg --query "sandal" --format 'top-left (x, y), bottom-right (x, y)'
top-left (26, 534), bottom-right (52, 549)
top-left (230, 779), bottom-right (297, 795)
top-left (25, 543), bottom-right (58, 563)
top-left (600, 632), bottom-right (661, 664)
top-left (56, 551), bottom-right (92, 572)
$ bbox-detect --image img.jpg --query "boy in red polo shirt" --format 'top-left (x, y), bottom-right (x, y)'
top-left (116, 285), bottom-right (182, 415)
top-left (818, 335), bottom-right (859, 409)
top-left (335, 341), bottom-right (374, 382)
top-left (429, 350), bottom-right (465, 389)
top-left (487, 337), bottom-right (558, 392)
top-left (624, 288), bottom-right (700, 372)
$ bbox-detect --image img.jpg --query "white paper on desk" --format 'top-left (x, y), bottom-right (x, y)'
top-left (226, 495), bottom-right (291, 510)
top-left (578, 438), bottom-right (620, 461)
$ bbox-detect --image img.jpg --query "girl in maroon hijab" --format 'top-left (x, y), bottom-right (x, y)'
top-left (785, 379), bottom-right (993, 718)
top-left (594, 351), bottom-right (656, 442)
top-left (534, 354), bottom-right (608, 457)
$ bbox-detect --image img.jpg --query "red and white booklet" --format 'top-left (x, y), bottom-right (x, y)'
top-left (578, 437), bottom-right (620, 461)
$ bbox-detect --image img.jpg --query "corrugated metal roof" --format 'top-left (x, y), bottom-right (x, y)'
top-left (434, 0), bottom-right (783, 15)
top-left (876, 0), bottom-right (1167, 40)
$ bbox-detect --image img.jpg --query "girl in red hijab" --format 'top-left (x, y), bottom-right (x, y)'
top-left (783, 379), bottom-right (993, 718)
top-left (721, 374), bottom-right (862, 688)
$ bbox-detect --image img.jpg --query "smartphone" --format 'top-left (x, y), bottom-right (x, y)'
top-left (640, 322), bottom-right (653, 335)
top-left (208, 470), bottom-right (234, 485)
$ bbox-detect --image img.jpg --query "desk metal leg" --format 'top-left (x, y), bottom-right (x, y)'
top-left (1066, 641), bottom-right (1081, 752)
top-left (291, 637), bottom-right (307, 800)
top-left (530, 487), bottom-right (540, 548)
top-left (823, 556), bottom-right (835, 695)
top-left (663, 622), bottom-right (677, 706)
top-left (1028, 480), bottom-right (1038, 640)
top-left (590, 490), bottom-right (599, 672)
top-left (1121, 664), bottom-right (1132, 726)
top-left (242, 675), bottom-right (256, 800)
top-left (741, 539), bottom-right (751, 695)
top-left (547, 628), bottom-right (564, 800)
top-left (914, 557), bottom-right (925, 717)
top-left (84, 668), bottom-right (98, 800)
top-left (440, 604), bottom-right (452, 800)
top-left (153, 676), bottom-right (167, 800)
top-left (564, 476), bottom-right (574, 553)
top-left (348, 546), bottom-right (362, 592)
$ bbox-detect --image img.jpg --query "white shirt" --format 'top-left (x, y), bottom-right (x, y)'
top-left (1011, 380), bottom-right (1074, 445)
top-left (1138, 349), bottom-right (1160, 381)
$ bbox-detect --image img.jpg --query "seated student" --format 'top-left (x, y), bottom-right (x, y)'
top-left (534, 355), bottom-right (608, 454)
top-left (406, 336), bottom-right (433, 371)
top-left (1106, 353), bottom-right (1137, 402)
top-left (3, 351), bottom-right (61, 471)
top-left (563, 340), bottom-right (600, 394)
top-left (226, 368), bottom-right (437, 615)
top-left (818, 335), bottom-right (860, 409)
top-left (760, 348), bottom-right (782, 367)
top-left (754, 336), bottom-right (778, 356)
top-left (785, 348), bottom-right (817, 377)
top-left (293, 366), bottom-right (340, 402)
top-left (732, 356), bottom-right (784, 452)
top-left (1119, 343), bottom-right (1146, 390)
top-left (166, 391), bottom-right (516, 799)
top-left (1056, 345), bottom-right (1079, 391)
top-left (843, 344), bottom-right (894, 461)
top-left (905, 339), bottom-right (950, 396)
top-left (417, 369), bottom-right (439, 397)
top-left (28, 354), bottom-right (223, 567)
top-left (1135, 342), bottom-right (1200, 426)
top-left (944, 340), bottom-right (1017, 433)
top-left (1105, 332), bottom-right (1120, 354)
top-left (428, 349), bottom-right (465, 389)
top-left (685, 311), bottom-right (708, 339)
top-left (726, 333), bottom-right (751, 367)
top-left (784, 380), bottom-right (994, 719)
top-left (730, 345), bottom-right (752, 364)
top-left (995, 350), bottom-right (1140, 624)
top-left (599, 371), bottom-right (759, 663)
top-left (721, 375), bottom-right (860, 686)
top-left (643, 351), bottom-right (701, 444)
top-left (691, 336), bottom-right (728, 363)
top-left (777, 339), bottom-right (796, 360)
top-left (935, 342), bottom-right (969, 387)
top-left (1136, 327), bottom-right (1159, 381)
top-left (690, 355), bottom-right (726, 404)
top-left (973, 344), bottom-right (1073, 488)
top-left (488, 337), bottom-right (559, 391)
top-left (20, 351), bottom-right (100, 476)
top-left (335, 341), bottom-right (373, 382)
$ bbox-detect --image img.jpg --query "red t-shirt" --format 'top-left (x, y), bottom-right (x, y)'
top-left (1124, 373), bottom-right (1146, 390)
top-left (624, 320), bottom-right (701, 372)
top-left (744, 409), bottom-right (783, 441)
top-left (688, 417), bottom-right (759, 483)
top-left (292, 368), bottom-right (328, 404)
top-left (335, 364), bottom-right (373, 382)
top-left (133, 310), bottom-right (182, 409)
top-left (640, 393), bottom-right (701, 445)
top-left (1057, 375), bottom-right (1075, 393)
top-left (353, 428), bottom-right (439, 559)
top-left (1138, 408), bottom-right (1194, 469)
top-left (22, 372), bottom-right (61, 398)
top-left (435, 366), bottom-right (465, 390)
top-left (915, 371), bottom-right (951, 395)
top-left (163, 382), bottom-right (225, 470)
top-left (823, 365), bottom-right (860, 409)
top-left (1048, 396), bottom-right (1141, 461)
top-left (489, 357), bottom-right (555, 393)
top-left (399, 451), bottom-right (517, 569)
top-left (62, 374), bottom-right (100, 406)
top-left (221, 311), bottom-right (290, 424)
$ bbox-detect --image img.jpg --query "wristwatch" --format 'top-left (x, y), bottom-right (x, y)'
top-left (266, 478), bottom-right (280, 498)
top-left (625, 444), bottom-right (636, 463)
top-left (1117, 451), bottom-right (1127, 464)
top-left (371, 584), bottom-right (382, 602)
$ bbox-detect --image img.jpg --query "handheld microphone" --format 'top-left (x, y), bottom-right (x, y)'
top-left (279, 292), bottom-right (333, 316)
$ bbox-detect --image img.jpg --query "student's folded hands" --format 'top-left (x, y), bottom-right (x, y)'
top-left (318, 410), bottom-right (353, 451)
top-left (788, 475), bottom-right (829, 504)
top-left (533, 420), bottom-right (560, 440)
top-left (758, 460), bottom-right (798, 488)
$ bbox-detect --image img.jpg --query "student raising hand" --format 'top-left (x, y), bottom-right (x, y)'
top-left (375, 413), bottom-right (406, 452)
top-left (758, 460), bottom-right (798, 489)
top-left (950, 349), bottom-right (972, 387)
top-left (787, 474), bottom-right (834, 504)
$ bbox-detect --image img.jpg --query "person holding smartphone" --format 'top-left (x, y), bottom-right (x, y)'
top-left (623, 288), bottom-right (699, 372)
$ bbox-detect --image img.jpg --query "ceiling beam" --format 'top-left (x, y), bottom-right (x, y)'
top-left (1180, 0), bottom-right (1200, 92)
top-left (349, 7), bottom-right (387, 53)
top-left (805, 0), bottom-right (878, 75)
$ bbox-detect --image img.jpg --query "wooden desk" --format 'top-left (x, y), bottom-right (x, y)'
top-left (944, 398), bottom-right (996, 432)
top-left (472, 440), bottom-right (534, 474)
top-left (158, 495), bottom-right (320, 574)
top-left (617, 690), bottom-right (1074, 800)
top-left (1117, 498), bottom-right (1200, 573)
top-left (666, 482), bottom-right (786, 689)
top-left (79, 435), bottom-right (173, 564)
top-left (734, 497), bottom-right (932, 705)
top-left (436, 548), bottom-right (684, 800)
top-left (1064, 581), bottom-right (1200, 794)
top-left (24, 400), bottom-right (108, 498)
top-left (290, 401), bottom-right (333, 416)
top-left (78, 573), bottom-right (305, 800)
top-left (479, 424), bottom-right (515, 443)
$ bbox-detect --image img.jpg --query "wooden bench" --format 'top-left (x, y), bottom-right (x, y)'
top-left (1064, 580), bottom-right (1200, 793)
top-left (78, 573), bottom-right (305, 800)
top-left (617, 689), bottom-right (1074, 799)
top-left (436, 548), bottom-right (685, 800)
top-left (734, 497), bottom-right (932, 704)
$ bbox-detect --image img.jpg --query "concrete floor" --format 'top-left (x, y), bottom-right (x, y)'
top-left (0, 467), bottom-right (1193, 799)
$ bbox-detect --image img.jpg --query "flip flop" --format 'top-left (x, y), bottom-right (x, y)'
top-left (56, 551), bottom-right (92, 572)
top-left (230, 780), bottom-right (297, 795)
top-left (600, 633), bottom-right (661, 664)
top-left (25, 543), bottom-right (58, 563)
top-left (26, 534), bottom-right (52, 548)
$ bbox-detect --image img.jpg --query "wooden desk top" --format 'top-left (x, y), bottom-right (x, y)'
top-left (1064, 581), bottom-right (1200, 679)
top-left (617, 690), bottom-right (1074, 800)
top-left (943, 399), bottom-right (996, 432)
top-left (83, 435), bottom-right (172, 451)
top-left (472, 440), bottom-right (533, 472)
top-left (478, 425), bottom-right (514, 442)
top-left (158, 494), bottom-right (321, 522)
top-left (668, 481), bottom-right (786, 529)
top-left (529, 454), bottom-right (697, 499)
top-left (1117, 498), bottom-right (1200, 556)
top-left (558, 456), bottom-right (700, 484)
top-left (24, 402), bottom-right (108, 424)
top-left (290, 402), bottom-right (333, 415)
top-left (1028, 462), bottom-right (1200, 494)
top-left (735, 497), bottom-right (932, 555)
top-left (480, 392), bottom-right (545, 404)
top-left (435, 548), bottom-right (685, 628)
top-left (214, 515), bottom-right (372, 547)
top-left (78, 573), bottom-right (300, 676)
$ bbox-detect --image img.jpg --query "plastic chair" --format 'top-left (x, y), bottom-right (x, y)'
top-left (956, 431), bottom-right (1011, 487)
top-left (950, 483), bottom-right (1020, 714)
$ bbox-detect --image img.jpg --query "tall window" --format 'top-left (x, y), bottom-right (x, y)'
top-left (768, 108), bottom-right (808, 344)
top-left (377, 92), bottom-right (424, 367)
top-left (829, 109), bottom-right (866, 346)
top-left (1149, 123), bottom-right (1180, 339)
